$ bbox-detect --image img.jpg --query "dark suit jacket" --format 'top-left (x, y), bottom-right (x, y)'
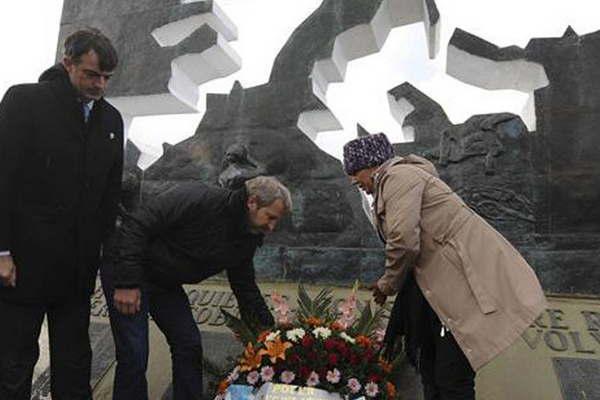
top-left (0, 64), bottom-right (124, 303)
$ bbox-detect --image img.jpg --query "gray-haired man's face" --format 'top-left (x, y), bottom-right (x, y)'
top-left (246, 197), bottom-right (286, 234)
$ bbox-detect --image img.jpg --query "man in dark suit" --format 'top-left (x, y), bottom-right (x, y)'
top-left (102, 176), bottom-right (290, 400)
top-left (0, 29), bottom-right (123, 399)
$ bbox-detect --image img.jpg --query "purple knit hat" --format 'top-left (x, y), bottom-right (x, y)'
top-left (343, 133), bottom-right (395, 175)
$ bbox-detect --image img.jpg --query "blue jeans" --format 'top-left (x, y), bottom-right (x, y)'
top-left (100, 263), bottom-right (203, 400)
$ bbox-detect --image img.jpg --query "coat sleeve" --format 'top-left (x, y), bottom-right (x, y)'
top-left (377, 168), bottom-right (425, 296)
top-left (99, 115), bottom-right (124, 243)
top-left (227, 259), bottom-right (274, 327)
top-left (0, 87), bottom-right (29, 252)
top-left (115, 187), bottom-right (198, 288)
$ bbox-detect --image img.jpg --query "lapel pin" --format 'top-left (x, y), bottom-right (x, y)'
top-left (109, 132), bottom-right (115, 140)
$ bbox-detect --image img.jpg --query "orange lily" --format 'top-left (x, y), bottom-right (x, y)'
top-left (386, 382), bottom-right (397, 398)
top-left (258, 337), bottom-right (293, 363)
top-left (304, 316), bottom-right (323, 327)
top-left (240, 342), bottom-right (263, 372)
top-left (379, 358), bottom-right (393, 374)
top-left (330, 321), bottom-right (344, 331)
top-left (217, 379), bottom-right (230, 394)
top-left (356, 335), bottom-right (372, 348)
top-left (257, 330), bottom-right (270, 343)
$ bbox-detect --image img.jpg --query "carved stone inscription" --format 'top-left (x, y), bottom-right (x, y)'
top-left (522, 309), bottom-right (600, 354)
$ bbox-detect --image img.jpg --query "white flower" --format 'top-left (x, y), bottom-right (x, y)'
top-left (266, 330), bottom-right (281, 342)
top-left (347, 378), bottom-right (362, 394)
top-left (260, 366), bottom-right (275, 382)
top-left (340, 332), bottom-right (356, 344)
top-left (285, 328), bottom-right (306, 343)
top-left (226, 366), bottom-right (240, 382)
top-left (312, 326), bottom-right (332, 340)
top-left (214, 394), bottom-right (226, 400)
top-left (246, 370), bottom-right (260, 385)
top-left (326, 368), bottom-right (341, 384)
top-left (306, 371), bottom-right (320, 387)
top-left (280, 370), bottom-right (296, 384)
top-left (365, 382), bottom-right (379, 397)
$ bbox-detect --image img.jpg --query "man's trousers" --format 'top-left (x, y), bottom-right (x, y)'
top-left (100, 262), bottom-right (204, 400)
top-left (0, 297), bottom-right (93, 400)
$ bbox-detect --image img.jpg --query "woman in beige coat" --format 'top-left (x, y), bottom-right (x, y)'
top-left (343, 133), bottom-right (546, 399)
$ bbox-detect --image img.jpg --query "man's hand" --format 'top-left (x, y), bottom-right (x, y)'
top-left (113, 288), bottom-right (142, 315)
top-left (369, 283), bottom-right (387, 306)
top-left (0, 255), bottom-right (17, 287)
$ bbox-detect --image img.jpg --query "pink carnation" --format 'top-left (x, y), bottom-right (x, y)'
top-left (280, 370), bottom-right (296, 384)
top-left (326, 368), bottom-right (341, 384)
top-left (306, 371), bottom-right (320, 387)
top-left (347, 378), bottom-right (362, 394)
top-left (246, 371), bottom-right (259, 385)
top-left (365, 382), bottom-right (379, 397)
top-left (260, 366), bottom-right (275, 382)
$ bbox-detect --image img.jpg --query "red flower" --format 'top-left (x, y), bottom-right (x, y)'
top-left (301, 334), bottom-right (314, 348)
top-left (324, 338), bottom-right (337, 351)
top-left (368, 373), bottom-right (382, 383)
top-left (288, 353), bottom-right (301, 365)
top-left (337, 341), bottom-right (349, 356)
top-left (339, 346), bottom-right (350, 358)
top-left (328, 354), bottom-right (339, 366)
top-left (307, 351), bottom-right (318, 361)
top-left (299, 366), bottom-right (311, 379)
top-left (349, 353), bottom-right (360, 365)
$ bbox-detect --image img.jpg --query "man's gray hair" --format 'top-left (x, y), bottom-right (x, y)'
top-left (245, 176), bottom-right (292, 211)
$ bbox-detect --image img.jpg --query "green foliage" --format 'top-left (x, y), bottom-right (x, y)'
top-left (351, 300), bottom-right (388, 337)
top-left (295, 283), bottom-right (336, 323)
top-left (220, 308), bottom-right (260, 345)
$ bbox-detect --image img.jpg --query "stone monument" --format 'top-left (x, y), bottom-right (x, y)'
top-left (30, 1), bottom-right (600, 399)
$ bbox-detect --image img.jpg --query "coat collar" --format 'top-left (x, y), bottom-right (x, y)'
top-left (226, 185), bottom-right (264, 243)
top-left (373, 156), bottom-right (405, 213)
top-left (373, 154), bottom-right (438, 216)
top-left (41, 64), bottom-right (107, 137)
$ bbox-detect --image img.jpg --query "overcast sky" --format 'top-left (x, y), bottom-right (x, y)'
top-left (0, 0), bottom-right (598, 163)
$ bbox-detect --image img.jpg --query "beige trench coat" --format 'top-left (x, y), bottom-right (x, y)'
top-left (373, 155), bottom-right (546, 370)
